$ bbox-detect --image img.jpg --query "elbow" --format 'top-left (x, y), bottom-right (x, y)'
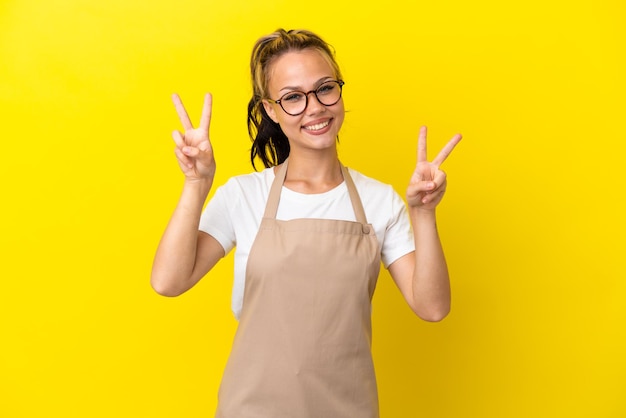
top-left (413, 304), bottom-right (450, 323)
top-left (151, 284), bottom-right (183, 297)
top-left (419, 309), bottom-right (449, 322)
top-left (150, 273), bottom-right (186, 297)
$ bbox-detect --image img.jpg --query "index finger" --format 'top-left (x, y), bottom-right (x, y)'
top-left (172, 93), bottom-right (194, 131)
top-left (199, 93), bottom-right (212, 131)
top-left (417, 126), bottom-right (428, 163)
top-left (432, 133), bottom-right (462, 167)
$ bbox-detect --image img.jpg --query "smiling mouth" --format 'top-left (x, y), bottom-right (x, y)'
top-left (303, 119), bottom-right (331, 131)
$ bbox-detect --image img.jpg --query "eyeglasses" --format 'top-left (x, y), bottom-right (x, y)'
top-left (267, 80), bottom-right (345, 116)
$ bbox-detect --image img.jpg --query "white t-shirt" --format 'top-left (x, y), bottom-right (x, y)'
top-left (199, 166), bottom-right (415, 319)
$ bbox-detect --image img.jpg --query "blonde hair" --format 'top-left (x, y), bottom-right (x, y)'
top-left (248, 29), bottom-right (342, 168)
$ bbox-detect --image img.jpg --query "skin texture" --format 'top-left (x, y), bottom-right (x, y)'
top-left (388, 126), bottom-right (462, 321)
top-left (151, 48), bottom-right (462, 322)
top-left (262, 49), bottom-right (346, 193)
top-left (263, 51), bottom-right (344, 155)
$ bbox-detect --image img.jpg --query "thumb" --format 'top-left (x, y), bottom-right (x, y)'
top-left (198, 140), bottom-right (212, 153)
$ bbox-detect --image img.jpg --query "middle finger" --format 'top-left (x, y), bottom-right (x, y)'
top-left (172, 93), bottom-right (194, 131)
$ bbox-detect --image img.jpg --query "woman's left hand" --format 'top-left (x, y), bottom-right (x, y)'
top-left (406, 126), bottom-right (462, 210)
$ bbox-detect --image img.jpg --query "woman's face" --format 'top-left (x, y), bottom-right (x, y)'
top-left (263, 48), bottom-right (344, 155)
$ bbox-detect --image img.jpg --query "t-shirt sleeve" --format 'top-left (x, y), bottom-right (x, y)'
top-left (198, 183), bottom-right (237, 255)
top-left (380, 189), bottom-right (415, 268)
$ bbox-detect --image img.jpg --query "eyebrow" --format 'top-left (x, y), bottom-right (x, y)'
top-left (279, 76), bottom-right (334, 93)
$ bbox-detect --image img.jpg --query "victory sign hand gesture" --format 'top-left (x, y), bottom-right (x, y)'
top-left (407, 126), bottom-right (462, 210)
top-left (171, 93), bottom-right (216, 181)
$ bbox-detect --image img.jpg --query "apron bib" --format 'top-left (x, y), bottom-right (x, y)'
top-left (216, 160), bottom-right (381, 418)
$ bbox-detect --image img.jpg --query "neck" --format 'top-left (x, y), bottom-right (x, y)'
top-left (278, 150), bottom-right (343, 194)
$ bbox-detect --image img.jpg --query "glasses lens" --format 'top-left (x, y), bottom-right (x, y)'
top-left (280, 92), bottom-right (307, 115)
top-left (278, 80), bottom-right (344, 116)
top-left (316, 81), bottom-right (342, 106)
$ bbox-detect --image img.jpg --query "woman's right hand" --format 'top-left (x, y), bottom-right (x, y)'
top-left (171, 93), bottom-right (216, 181)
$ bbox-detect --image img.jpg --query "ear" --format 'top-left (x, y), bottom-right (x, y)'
top-left (262, 99), bottom-right (279, 124)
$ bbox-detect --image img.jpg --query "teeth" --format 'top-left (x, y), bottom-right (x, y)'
top-left (304, 120), bottom-right (330, 131)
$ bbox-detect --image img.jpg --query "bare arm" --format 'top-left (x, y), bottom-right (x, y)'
top-left (151, 93), bottom-right (225, 296)
top-left (388, 126), bottom-right (462, 321)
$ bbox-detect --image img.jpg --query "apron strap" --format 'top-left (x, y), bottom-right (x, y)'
top-left (264, 159), bottom-right (370, 228)
top-left (340, 164), bottom-right (369, 226)
top-left (264, 159), bottom-right (289, 219)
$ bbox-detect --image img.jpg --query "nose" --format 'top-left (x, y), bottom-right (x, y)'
top-left (305, 91), bottom-right (325, 114)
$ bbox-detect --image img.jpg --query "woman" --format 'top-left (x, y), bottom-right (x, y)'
top-left (152, 28), bottom-right (461, 417)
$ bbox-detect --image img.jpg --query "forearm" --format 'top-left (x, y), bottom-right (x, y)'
top-left (151, 178), bottom-right (213, 295)
top-left (409, 207), bottom-right (451, 321)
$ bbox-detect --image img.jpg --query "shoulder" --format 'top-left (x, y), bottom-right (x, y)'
top-left (347, 167), bottom-right (407, 225)
top-left (347, 167), bottom-right (398, 199)
top-left (217, 167), bottom-right (274, 198)
top-left (202, 168), bottom-right (273, 236)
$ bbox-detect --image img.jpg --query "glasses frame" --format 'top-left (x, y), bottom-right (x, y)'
top-left (267, 80), bottom-right (345, 116)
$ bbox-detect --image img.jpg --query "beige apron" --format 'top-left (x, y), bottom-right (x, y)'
top-left (216, 159), bottom-right (381, 418)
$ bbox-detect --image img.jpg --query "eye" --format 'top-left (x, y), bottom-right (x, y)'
top-left (317, 82), bottom-right (337, 95)
top-left (282, 92), bottom-right (305, 102)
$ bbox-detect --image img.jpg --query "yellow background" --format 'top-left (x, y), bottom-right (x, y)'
top-left (1, 0), bottom-right (624, 416)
